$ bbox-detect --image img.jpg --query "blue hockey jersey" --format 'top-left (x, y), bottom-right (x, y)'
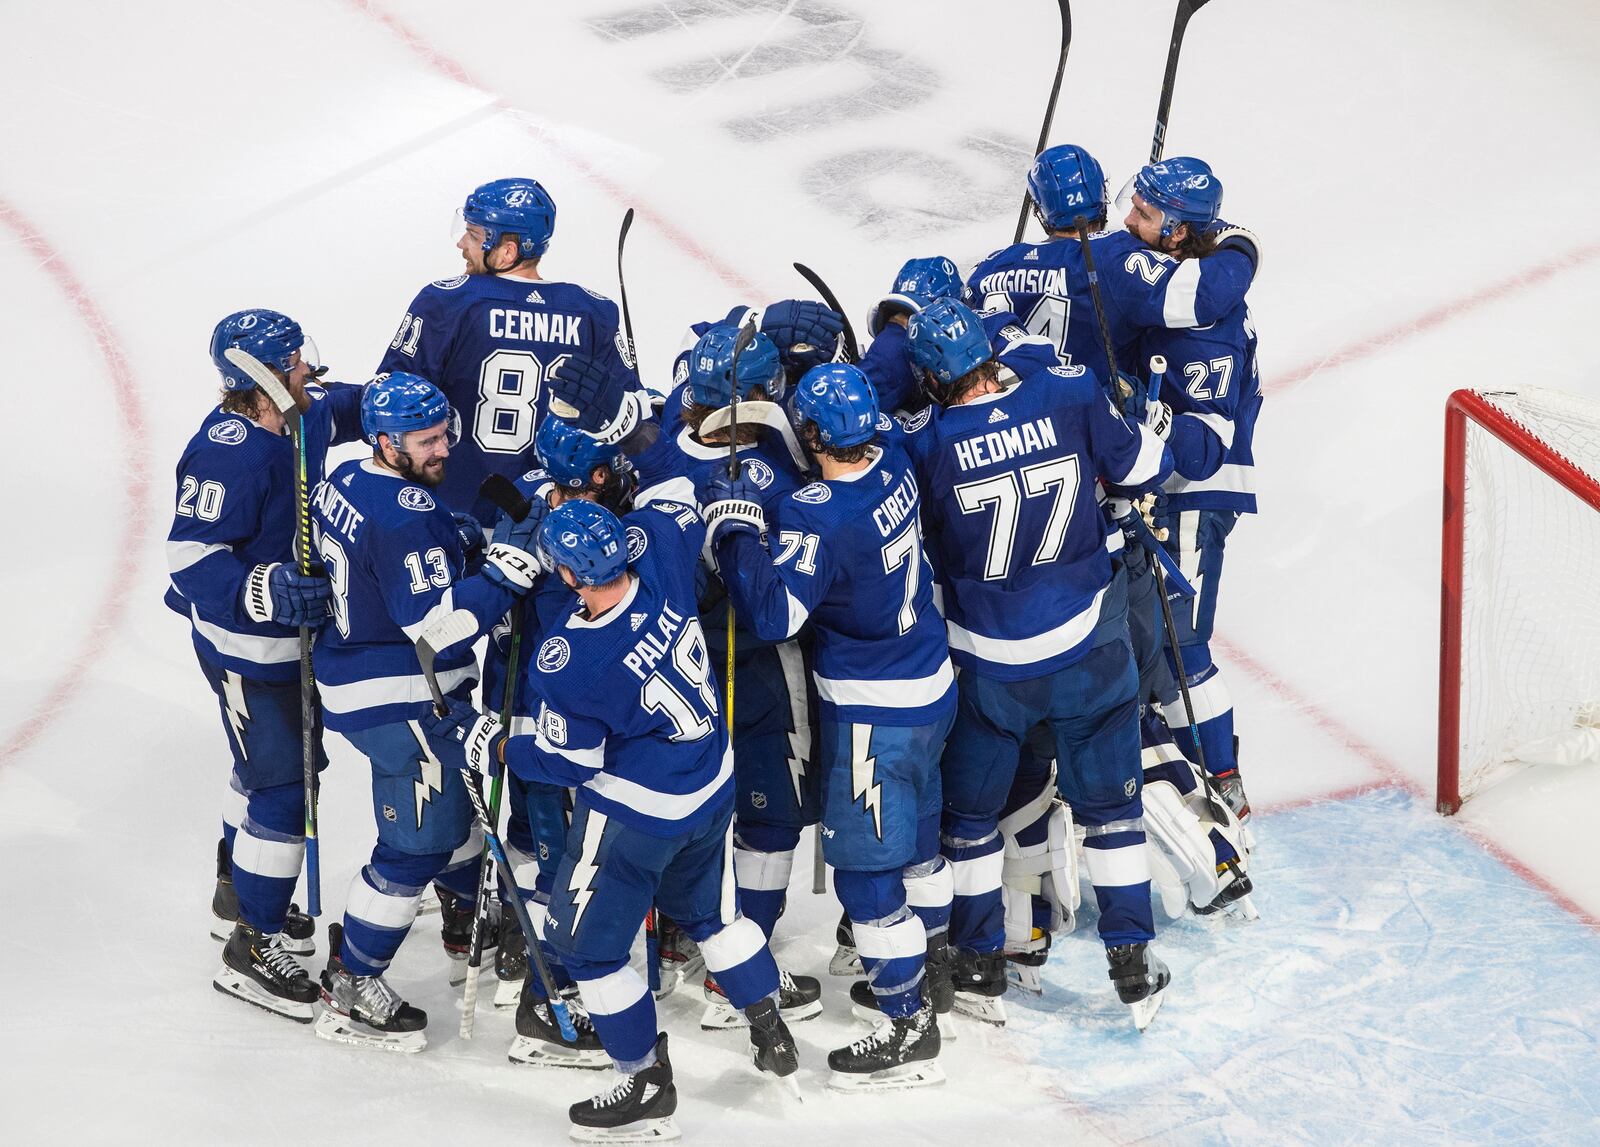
top-left (377, 273), bottom-right (640, 519)
top-left (860, 312), bottom-right (1060, 416)
top-left (308, 458), bottom-right (519, 732)
top-left (504, 499), bottom-right (734, 838)
top-left (964, 230), bottom-right (1253, 384)
top-left (718, 439), bottom-right (954, 727)
top-left (165, 383), bottom-right (364, 682)
top-left (900, 364), bottom-right (1172, 681)
top-left (1139, 303), bottom-right (1262, 514)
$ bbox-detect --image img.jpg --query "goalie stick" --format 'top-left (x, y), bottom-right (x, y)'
top-left (1149, 0), bottom-right (1214, 164)
top-left (460, 473), bottom-right (533, 1038)
top-left (222, 347), bottom-right (322, 917)
top-left (1012, 0), bottom-right (1073, 244)
top-left (793, 262), bottom-right (859, 363)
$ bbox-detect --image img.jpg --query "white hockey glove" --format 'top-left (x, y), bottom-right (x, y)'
top-left (1144, 399), bottom-right (1173, 440)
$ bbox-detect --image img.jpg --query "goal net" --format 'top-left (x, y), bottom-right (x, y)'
top-left (1438, 387), bottom-right (1600, 813)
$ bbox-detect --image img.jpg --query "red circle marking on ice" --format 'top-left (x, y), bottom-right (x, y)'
top-left (0, 199), bottom-right (152, 768)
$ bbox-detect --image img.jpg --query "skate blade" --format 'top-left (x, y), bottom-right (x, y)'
top-left (1225, 893), bottom-right (1261, 922)
top-left (827, 1059), bottom-right (946, 1093)
top-left (493, 976), bottom-right (523, 1009)
top-left (1005, 964), bottom-right (1044, 995)
top-left (569, 1116), bottom-right (680, 1143)
top-left (509, 1036), bottom-right (610, 1070)
top-left (828, 945), bottom-right (862, 977)
top-left (210, 911), bottom-right (233, 943)
top-left (951, 992), bottom-right (1007, 1026)
top-left (313, 1008), bottom-right (426, 1053)
top-left (702, 996), bottom-right (824, 1030)
top-left (1129, 986), bottom-right (1167, 1033)
top-left (849, 1002), bottom-right (957, 1040)
top-left (212, 970), bottom-right (314, 1024)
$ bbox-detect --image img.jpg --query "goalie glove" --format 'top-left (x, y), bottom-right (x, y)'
top-left (418, 698), bottom-right (505, 778)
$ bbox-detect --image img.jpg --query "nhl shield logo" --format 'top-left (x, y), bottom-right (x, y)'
top-left (1125, 778), bottom-right (1137, 798)
top-left (382, 805), bottom-right (397, 822)
top-left (537, 636), bottom-right (571, 673)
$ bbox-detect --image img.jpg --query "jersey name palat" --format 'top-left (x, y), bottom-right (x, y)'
top-left (871, 470), bottom-right (921, 538)
top-left (487, 307), bottom-right (584, 346)
top-left (974, 266), bottom-right (1070, 299)
top-left (311, 480), bottom-right (365, 542)
top-left (951, 416), bottom-right (1060, 473)
top-left (622, 601), bottom-right (691, 682)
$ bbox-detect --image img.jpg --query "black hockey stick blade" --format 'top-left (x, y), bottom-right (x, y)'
top-left (792, 262), bottom-right (859, 363)
top-left (617, 207), bottom-right (639, 369)
top-left (1012, 0), bottom-right (1073, 244)
top-left (1150, 0), bottom-right (1213, 163)
top-left (478, 473), bottom-right (532, 523)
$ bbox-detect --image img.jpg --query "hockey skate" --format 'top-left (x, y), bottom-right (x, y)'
top-left (652, 914), bottom-right (702, 999)
top-left (210, 838), bottom-right (315, 956)
top-left (439, 887), bottom-right (498, 986)
top-left (509, 983), bottom-right (608, 1070)
top-left (1107, 942), bottom-right (1170, 1033)
top-left (1005, 930), bottom-right (1050, 995)
top-left (314, 923), bottom-right (428, 1053)
top-left (950, 948), bottom-right (1007, 1026)
top-left (847, 979), bottom-right (958, 1041)
top-left (569, 1031), bottom-right (679, 1144)
top-left (1194, 856), bottom-right (1259, 921)
top-left (212, 921), bottom-right (318, 1023)
top-left (829, 910), bottom-right (861, 976)
top-left (492, 910), bottom-right (528, 1008)
top-left (827, 1003), bottom-right (944, 1092)
top-left (700, 969), bottom-right (822, 1030)
top-left (745, 996), bottom-right (802, 1099)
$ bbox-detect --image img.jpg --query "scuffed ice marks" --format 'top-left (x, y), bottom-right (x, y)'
top-left (584, 0), bottom-right (1031, 237)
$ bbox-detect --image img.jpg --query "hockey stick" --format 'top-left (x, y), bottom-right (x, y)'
top-left (461, 474), bottom-right (533, 1038)
top-left (1012, 0), bottom-right (1073, 244)
top-left (724, 321), bottom-right (758, 730)
top-left (697, 400), bottom-right (810, 472)
top-left (1149, 0), bottom-right (1213, 163)
top-left (792, 263), bottom-right (859, 363)
top-left (618, 208), bottom-right (640, 373)
top-left (1066, 229), bottom-right (1231, 825)
top-left (223, 347), bottom-right (322, 917)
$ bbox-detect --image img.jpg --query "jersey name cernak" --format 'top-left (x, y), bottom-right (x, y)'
top-left (487, 308), bottom-right (583, 345)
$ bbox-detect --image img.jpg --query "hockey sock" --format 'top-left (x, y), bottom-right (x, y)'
top-left (941, 812), bottom-right (1005, 954)
top-left (341, 845), bottom-right (448, 976)
top-left (230, 780), bottom-right (306, 934)
top-left (432, 826), bottom-right (485, 901)
top-left (902, 816), bottom-right (953, 945)
top-left (1161, 656), bottom-right (1237, 777)
top-left (566, 959), bottom-right (657, 1069)
top-left (694, 916), bottom-right (779, 1009)
top-left (1079, 801), bottom-right (1155, 947)
top-left (221, 772), bottom-right (247, 859)
top-left (732, 824), bottom-right (800, 941)
top-left (837, 868), bottom-right (927, 1018)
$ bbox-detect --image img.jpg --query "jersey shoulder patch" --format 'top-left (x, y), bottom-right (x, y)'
top-left (397, 487), bottom-right (436, 512)
top-left (896, 407), bottom-right (933, 434)
top-left (792, 482), bottom-right (832, 505)
top-left (430, 274), bottom-right (470, 290)
top-left (536, 636), bottom-right (571, 673)
top-left (743, 458), bottom-right (775, 489)
top-left (625, 523), bottom-right (649, 562)
top-left (208, 419), bottom-right (249, 446)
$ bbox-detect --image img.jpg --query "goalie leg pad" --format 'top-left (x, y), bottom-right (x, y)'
top-left (1141, 779), bottom-right (1220, 912)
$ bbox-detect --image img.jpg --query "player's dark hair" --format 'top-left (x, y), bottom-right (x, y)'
top-left (799, 419), bottom-right (874, 465)
top-left (220, 387), bottom-right (268, 419)
top-left (949, 359), bottom-right (1002, 406)
top-left (1038, 205), bottom-right (1106, 236)
top-left (685, 385), bottom-right (770, 446)
top-left (1172, 227), bottom-right (1219, 262)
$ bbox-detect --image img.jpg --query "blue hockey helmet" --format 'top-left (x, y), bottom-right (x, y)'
top-left (536, 415), bottom-right (635, 491)
top-left (687, 324), bottom-right (785, 407)
top-left (906, 299), bottom-right (994, 400)
top-left (209, 309), bottom-right (319, 391)
top-left (1027, 144), bottom-right (1107, 231)
top-left (867, 255), bottom-right (963, 336)
top-left (540, 499), bottom-right (628, 586)
top-left (361, 372), bottom-right (453, 449)
top-left (1129, 156), bottom-right (1223, 237)
top-left (459, 178), bottom-right (557, 261)
top-left (793, 364), bottom-right (880, 449)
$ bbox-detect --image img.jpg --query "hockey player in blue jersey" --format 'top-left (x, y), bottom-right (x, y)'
top-left (860, 256), bottom-right (963, 414)
top-left (703, 363), bottom-right (957, 1090)
top-left (901, 299), bottom-right (1176, 1030)
top-left (1124, 156), bottom-right (1264, 854)
top-left (306, 372), bottom-right (545, 1052)
top-left (419, 499), bottom-right (800, 1141)
top-left (964, 143), bottom-right (1258, 382)
top-left (169, 309), bottom-right (363, 1022)
top-left (376, 177), bottom-right (642, 524)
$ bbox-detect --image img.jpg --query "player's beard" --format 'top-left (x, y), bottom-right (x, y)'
top-left (395, 450), bottom-right (446, 488)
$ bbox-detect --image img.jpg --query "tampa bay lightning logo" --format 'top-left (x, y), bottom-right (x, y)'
top-left (398, 487), bottom-right (435, 512)
top-left (626, 524), bottom-right (648, 562)
top-left (236, 313), bottom-right (259, 330)
top-left (793, 482), bottom-right (831, 505)
top-left (537, 636), bottom-right (571, 673)
top-left (1049, 364), bottom-right (1087, 379)
top-left (744, 459), bottom-right (775, 489)
top-left (875, 413), bottom-right (892, 431)
top-left (208, 419), bottom-right (248, 445)
top-left (899, 407), bottom-right (933, 433)
top-left (431, 274), bottom-right (468, 290)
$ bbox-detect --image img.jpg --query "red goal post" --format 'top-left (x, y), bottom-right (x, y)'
top-left (1438, 387), bottom-right (1600, 814)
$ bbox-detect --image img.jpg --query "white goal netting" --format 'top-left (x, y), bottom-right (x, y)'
top-left (1457, 386), bottom-right (1600, 802)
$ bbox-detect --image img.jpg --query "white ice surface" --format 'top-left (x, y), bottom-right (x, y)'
top-left (2, 1), bottom-right (1599, 1143)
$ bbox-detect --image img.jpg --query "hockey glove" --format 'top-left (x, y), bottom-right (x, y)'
top-left (1210, 223), bottom-right (1261, 274)
top-left (419, 698), bottom-right (505, 778)
top-left (482, 501), bottom-right (548, 595)
top-left (243, 563), bottom-right (332, 628)
top-left (547, 356), bottom-right (648, 444)
top-left (451, 511), bottom-right (486, 564)
top-left (761, 300), bottom-right (844, 370)
top-left (1144, 399), bottom-right (1173, 440)
top-left (699, 473), bottom-right (766, 560)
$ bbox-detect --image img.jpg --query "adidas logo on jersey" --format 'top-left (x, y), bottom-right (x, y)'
top-left (1023, 249), bottom-right (1039, 262)
top-left (987, 407), bottom-right (1009, 424)
top-left (630, 612), bottom-right (648, 631)
top-left (881, 470), bottom-right (892, 485)
top-left (525, 289), bottom-right (546, 304)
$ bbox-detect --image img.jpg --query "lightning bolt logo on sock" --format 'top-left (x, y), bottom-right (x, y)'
top-left (221, 670), bottom-right (252, 761)
top-left (851, 724), bottom-right (884, 842)
top-left (409, 722), bottom-right (444, 830)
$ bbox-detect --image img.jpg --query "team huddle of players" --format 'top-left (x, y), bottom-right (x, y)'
top-left (169, 147), bottom-right (1261, 1143)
